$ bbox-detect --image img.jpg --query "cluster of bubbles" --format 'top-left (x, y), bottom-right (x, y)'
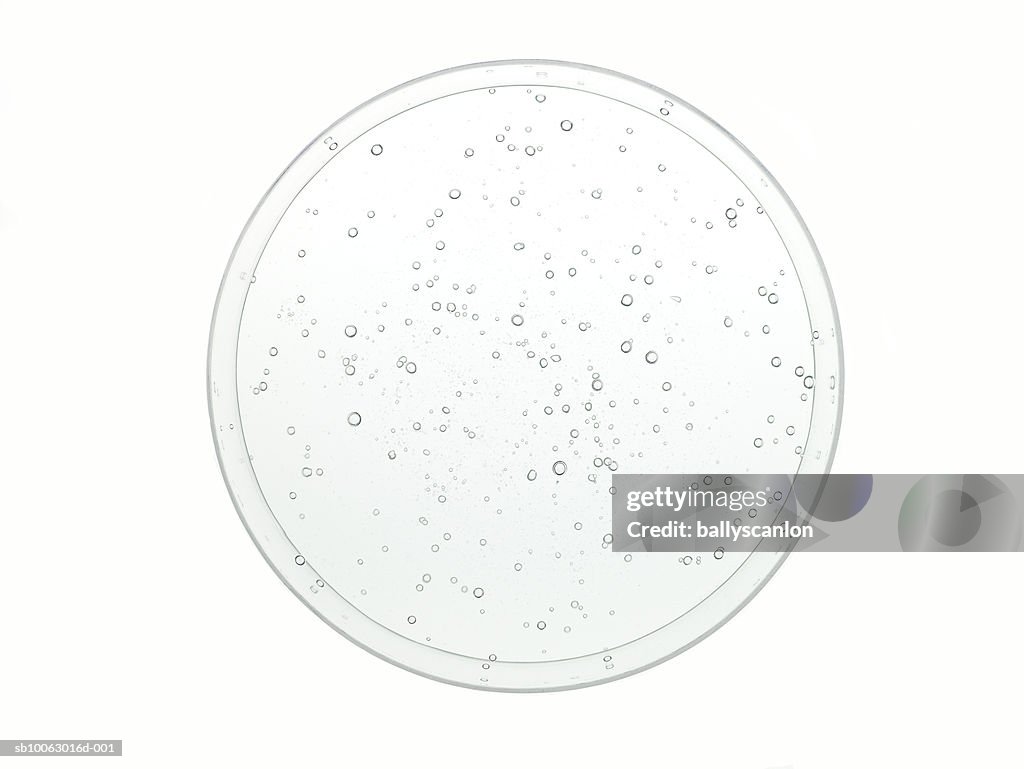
top-left (240, 84), bottom-right (815, 668)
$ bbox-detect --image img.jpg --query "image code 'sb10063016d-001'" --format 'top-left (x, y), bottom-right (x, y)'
top-left (208, 60), bottom-right (843, 691)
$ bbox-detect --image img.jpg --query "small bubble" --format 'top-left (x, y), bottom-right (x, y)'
top-left (449, 189), bottom-right (461, 199)
top-left (511, 314), bottom-right (524, 326)
top-left (370, 144), bottom-right (383, 156)
top-left (771, 357), bottom-right (782, 367)
top-left (620, 294), bottom-right (633, 307)
top-left (347, 412), bottom-right (362, 426)
top-left (560, 120), bottom-right (573, 131)
top-left (344, 325), bottom-right (357, 338)
top-left (645, 351), bottom-right (658, 364)
top-left (552, 461), bottom-right (567, 476)
top-left (348, 227), bottom-right (358, 237)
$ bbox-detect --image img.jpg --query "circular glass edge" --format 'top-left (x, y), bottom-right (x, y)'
top-left (207, 59), bottom-right (845, 692)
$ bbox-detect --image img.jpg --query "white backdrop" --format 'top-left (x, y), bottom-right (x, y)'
top-left (2, 1), bottom-right (1022, 767)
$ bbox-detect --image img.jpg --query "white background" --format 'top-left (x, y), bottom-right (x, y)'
top-left (2, 1), bottom-right (1022, 767)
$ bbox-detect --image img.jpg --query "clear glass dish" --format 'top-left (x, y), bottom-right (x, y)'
top-left (208, 60), bottom-right (843, 691)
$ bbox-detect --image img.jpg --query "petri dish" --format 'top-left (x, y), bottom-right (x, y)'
top-left (208, 60), bottom-right (842, 691)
